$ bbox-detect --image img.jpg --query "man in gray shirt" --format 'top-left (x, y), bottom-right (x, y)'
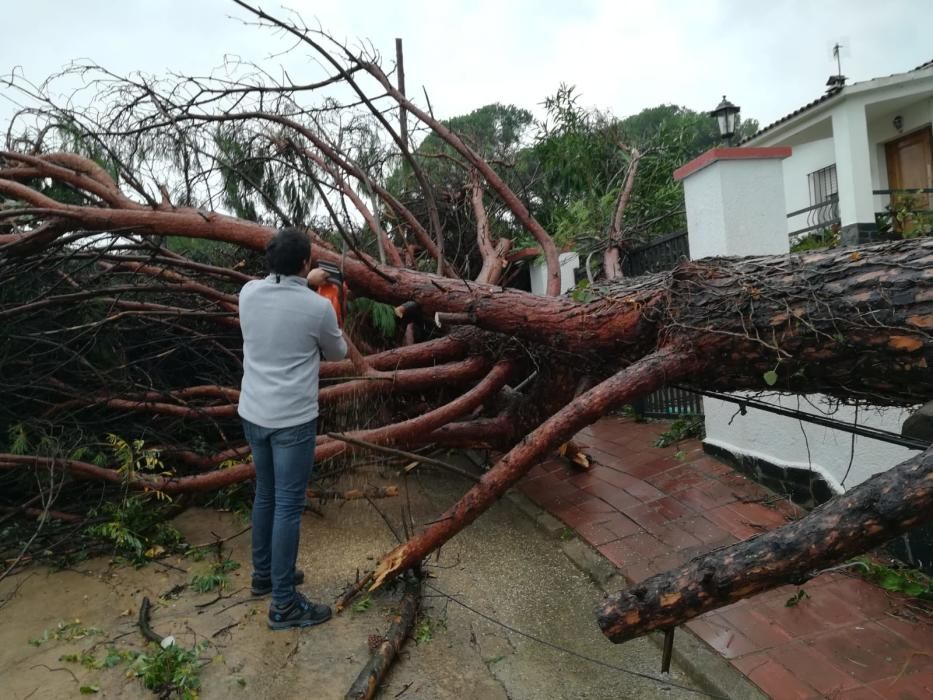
top-left (238, 227), bottom-right (347, 630)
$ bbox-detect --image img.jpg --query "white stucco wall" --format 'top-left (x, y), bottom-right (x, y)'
top-left (683, 158), bottom-right (790, 258)
top-left (753, 82), bottom-right (933, 227)
top-left (781, 137), bottom-right (835, 235)
top-left (529, 252), bottom-right (580, 295)
top-left (703, 395), bottom-right (915, 491)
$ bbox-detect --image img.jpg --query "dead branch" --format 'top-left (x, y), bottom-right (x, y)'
top-left (345, 571), bottom-right (422, 700)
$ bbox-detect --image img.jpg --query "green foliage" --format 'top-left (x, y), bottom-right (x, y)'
top-left (86, 494), bottom-right (184, 565)
top-left (848, 556), bottom-right (932, 599)
top-left (203, 482), bottom-right (253, 521)
top-left (191, 558), bottom-right (240, 593)
top-left (213, 124), bottom-right (317, 226)
top-left (414, 617), bottom-right (441, 645)
top-left (15, 121), bottom-right (121, 208)
top-left (106, 433), bottom-right (165, 481)
top-left (523, 91), bottom-right (757, 252)
top-left (29, 619), bottom-right (103, 647)
top-left (383, 89), bottom-right (759, 276)
top-left (4, 422), bottom-right (67, 458)
top-left (570, 279), bottom-right (593, 303)
top-left (60, 646), bottom-right (129, 671)
top-left (351, 594), bottom-right (373, 613)
top-left (654, 416), bottom-right (705, 448)
top-left (131, 640), bottom-right (206, 699)
top-left (8, 423), bottom-right (30, 455)
top-left (49, 625), bottom-right (205, 699)
top-left (790, 227), bottom-right (840, 252)
top-left (784, 589), bottom-right (809, 607)
top-left (876, 192), bottom-right (933, 238)
top-left (347, 297), bottom-right (398, 338)
top-left (163, 236), bottom-right (243, 267)
top-left (387, 103), bottom-right (533, 195)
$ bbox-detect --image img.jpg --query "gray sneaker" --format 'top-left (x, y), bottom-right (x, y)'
top-left (267, 592), bottom-right (332, 631)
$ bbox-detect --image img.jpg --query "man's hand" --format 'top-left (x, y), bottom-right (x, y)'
top-left (306, 268), bottom-right (329, 287)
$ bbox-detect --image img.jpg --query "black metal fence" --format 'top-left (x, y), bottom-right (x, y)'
top-left (621, 231), bottom-right (703, 418)
top-left (621, 230), bottom-right (690, 276)
top-left (634, 385), bottom-right (703, 420)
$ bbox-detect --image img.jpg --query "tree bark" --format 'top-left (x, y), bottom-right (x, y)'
top-left (598, 445), bottom-right (933, 643)
top-left (345, 572), bottom-right (422, 700)
top-left (370, 346), bottom-right (699, 589)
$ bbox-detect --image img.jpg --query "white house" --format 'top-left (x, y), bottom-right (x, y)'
top-left (674, 58), bottom-right (932, 511)
top-left (744, 58), bottom-right (933, 243)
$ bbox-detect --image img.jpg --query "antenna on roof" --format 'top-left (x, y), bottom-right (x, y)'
top-left (825, 39), bottom-right (850, 93)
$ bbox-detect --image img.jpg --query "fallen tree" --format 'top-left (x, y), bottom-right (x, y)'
top-left (598, 445), bottom-right (933, 642)
top-left (0, 2), bottom-right (930, 664)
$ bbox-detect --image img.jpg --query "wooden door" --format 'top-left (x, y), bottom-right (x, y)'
top-left (885, 127), bottom-right (933, 233)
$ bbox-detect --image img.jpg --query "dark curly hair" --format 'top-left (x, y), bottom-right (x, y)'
top-left (265, 227), bottom-right (311, 277)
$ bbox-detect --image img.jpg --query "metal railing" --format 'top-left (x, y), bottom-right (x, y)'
top-left (786, 194), bottom-right (840, 238)
top-left (874, 187), bottom-right (933, 195)
top-left (620, 230), bottom-right (689, 276)
top-left (634, 385), bottom-right (703, 419)
top-left (874, 188), bottom-right (933, 236)
top-left (622, 231), bottom-right (702, 418)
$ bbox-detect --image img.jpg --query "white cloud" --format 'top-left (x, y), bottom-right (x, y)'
top-left (1, 0), bottom-right (930, 130)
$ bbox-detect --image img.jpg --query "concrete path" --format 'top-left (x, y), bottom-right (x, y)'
top-left (0, 469), bottom-right (705, 700)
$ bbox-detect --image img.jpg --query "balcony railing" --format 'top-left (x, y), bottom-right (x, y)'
top-left (786, 193), bottom-right (840, 238)
top-left (874, 188), bottom-right (933, 236)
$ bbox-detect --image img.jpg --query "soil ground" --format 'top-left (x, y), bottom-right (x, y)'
top-left (0, 469), bottom-right (704, 699)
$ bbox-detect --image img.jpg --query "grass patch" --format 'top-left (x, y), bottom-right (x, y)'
top-left (351, 594), bottom-right (373, 614)
top-left (848, 556), bottom-right (932, 599)
top-left (414, 616), bottom-right (446, 645)
top-left (654, 416), bottom-right (704, 448)
top-left (191, 557), bottom-right (240, 593)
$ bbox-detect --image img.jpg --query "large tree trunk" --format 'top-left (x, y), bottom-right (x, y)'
top-left (597, 445), bottom-right (933, 643)
top-left (3, 182), bottom-right (930, 402)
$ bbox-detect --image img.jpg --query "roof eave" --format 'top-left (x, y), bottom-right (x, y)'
top-left (742, 63), bottom-right (933, 146)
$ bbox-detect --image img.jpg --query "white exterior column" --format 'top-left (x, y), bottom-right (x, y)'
top-left (831, 100), bottom-right (877, 240)
top-left (674, 147), bottom-right (792, 258)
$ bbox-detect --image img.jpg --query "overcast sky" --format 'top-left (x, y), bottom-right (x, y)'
top-left (2, 0), bottom-right (931, 131)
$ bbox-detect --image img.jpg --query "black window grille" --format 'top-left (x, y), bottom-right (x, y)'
top-left (808, 165), bottom-right (838, 225)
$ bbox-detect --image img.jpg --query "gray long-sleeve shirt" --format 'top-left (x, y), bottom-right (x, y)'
top-left (237, 274), bottom-right (347, 428)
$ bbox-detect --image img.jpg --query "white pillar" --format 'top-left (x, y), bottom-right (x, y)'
top-left (674, 147), bottom-right (792, 258)
top-left (529, 252), bottom-right (580, 295)
top-left (831, 101), bottom-right (876, 241)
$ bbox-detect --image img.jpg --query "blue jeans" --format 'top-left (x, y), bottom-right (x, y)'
top-left (242, 418), bottom-right (317, 607)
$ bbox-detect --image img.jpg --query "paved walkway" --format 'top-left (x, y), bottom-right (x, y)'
top-left (518, 417), bottom-right (932, 700)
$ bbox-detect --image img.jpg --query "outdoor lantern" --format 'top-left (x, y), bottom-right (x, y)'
top-left (711, 95), bottom-right (740, 145)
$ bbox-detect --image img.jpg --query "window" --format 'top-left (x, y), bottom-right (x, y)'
top-left (807, 164), bottom-right (838, 226)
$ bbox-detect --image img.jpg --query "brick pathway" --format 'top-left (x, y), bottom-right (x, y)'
top-left (518, 416), bottom-right (932, 700)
